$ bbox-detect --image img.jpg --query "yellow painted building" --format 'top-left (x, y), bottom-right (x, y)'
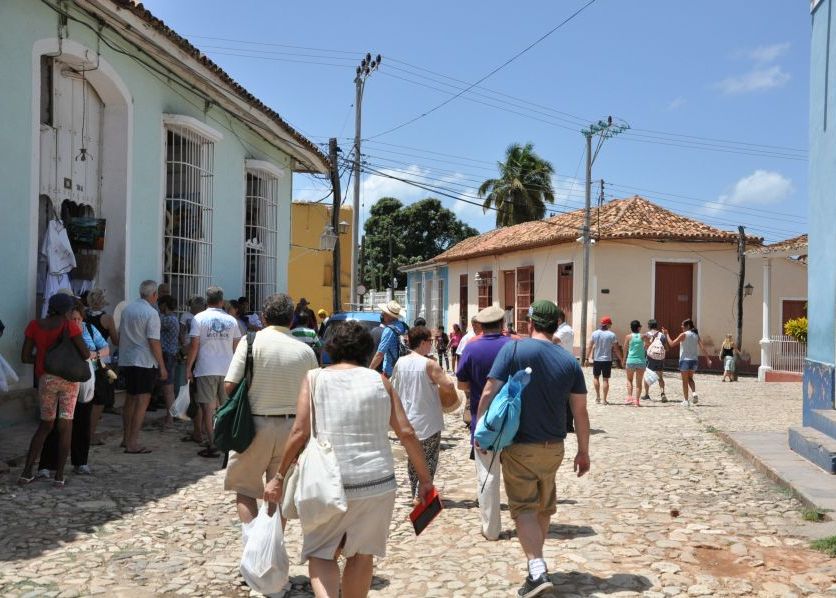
top-left (289, 201), bottom-right (352, 314)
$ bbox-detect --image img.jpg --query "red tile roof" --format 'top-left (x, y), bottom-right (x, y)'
top-left (108, 1), bottom-right (328, 172)
top-left (749, 234), bottom-right (807, 256)
top-left (432, 195), bottom-right (763, 263)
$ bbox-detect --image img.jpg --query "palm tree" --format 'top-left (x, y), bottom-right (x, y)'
top-left (478, 142), bottom-right (555, 227)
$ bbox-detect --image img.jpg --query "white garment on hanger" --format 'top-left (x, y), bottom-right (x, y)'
top-left (41, 272), bottom-right (72, 318)
top-left (44, 220), bottom-right (76, 275)
top-left (0, 354), bottom-right (20, 393)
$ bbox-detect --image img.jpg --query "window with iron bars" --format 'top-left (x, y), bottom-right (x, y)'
top-left (163, 126), bottom-right (214, 311)
top-left (244, 169), bottom-right (280, 311)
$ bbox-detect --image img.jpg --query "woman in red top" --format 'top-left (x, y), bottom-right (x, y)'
top-left (19, 293), bottom-right (89, 487)
top-left (449, 323), bottom-right (464, 372)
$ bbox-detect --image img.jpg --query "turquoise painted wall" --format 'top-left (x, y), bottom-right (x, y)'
top-left (0, 0), bottom-right (297, 387)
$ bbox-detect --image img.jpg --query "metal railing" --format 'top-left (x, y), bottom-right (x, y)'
top-left (768, 335), bottom-right (806, 373)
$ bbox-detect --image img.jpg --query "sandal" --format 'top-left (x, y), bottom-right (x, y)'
top-left (181, 435), bottom-right (202, 443)
top-left (53, 479), bottom-right (66, 489)
top-left (17, 475), bottom-right (35, 486)
top-left (124, 448), bottom-right (152, 454)
top-left (198, 448), bottom-right (220, 458)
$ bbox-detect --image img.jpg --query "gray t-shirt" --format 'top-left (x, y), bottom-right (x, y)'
top-left (118, 298), bottom-right (161, 368)
top-left (590, 329), bottom-right (617, 362)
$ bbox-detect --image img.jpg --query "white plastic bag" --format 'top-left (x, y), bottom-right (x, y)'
top-left (240, 504), bottom-right (289, 596)
top-left (169, 384), bottom-right (191, 420)
top-left (644, 368), bottom-right (659, 387)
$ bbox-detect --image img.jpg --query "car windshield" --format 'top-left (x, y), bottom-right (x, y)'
top-left (321, 318), bottom-right (380, 345)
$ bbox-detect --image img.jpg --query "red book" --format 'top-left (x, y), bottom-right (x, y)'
top-left (409, 487), bottom-right (443, 536)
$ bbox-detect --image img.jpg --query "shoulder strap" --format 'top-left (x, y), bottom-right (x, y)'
top-left (244, 332), bottom-right (255, 388)
top-left (308, 368), bottom-right (322, 439)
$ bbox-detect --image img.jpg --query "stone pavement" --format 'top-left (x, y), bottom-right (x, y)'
top-left (1, 372), bottom-right (835, 597)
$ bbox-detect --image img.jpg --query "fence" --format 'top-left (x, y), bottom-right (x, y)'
top-left (768, 335), bottom-right (806, 373)
top-left (360, 290), bottom-right (407, 312)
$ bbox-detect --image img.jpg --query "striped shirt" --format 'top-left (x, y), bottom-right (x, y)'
top-left (225, 326), bottom-right (318, 415)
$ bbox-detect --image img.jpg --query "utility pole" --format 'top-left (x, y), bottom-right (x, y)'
top-left (352, 53), bottom-right (382, 309)
top-left (328, 138), bottom-right (342, 313)
top-left (579, 117), bottom-right (629, 359)
top-left (736, 225), bottom-right (746, 351)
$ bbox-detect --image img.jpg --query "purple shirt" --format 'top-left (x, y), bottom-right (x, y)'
top-left (455, 333), bottom-right (512, 443)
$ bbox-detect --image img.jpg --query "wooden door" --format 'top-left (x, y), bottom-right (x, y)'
top-left (654, 263), bottom-right (694, 359)
top-left (477, 271), bottom-right (493, 310)
top-left (781, 300), bottom-right (807, 330)
top-left (516, 266), bottom-right (534, 335)
top-left (557, 262), bottom-right (573, 324)
top-left (459, 274), bottom-right (468, 327)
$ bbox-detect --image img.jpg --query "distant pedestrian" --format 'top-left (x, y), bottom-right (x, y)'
top-left (413, 317), bottom-right (427, 328)
top-left (180, 296), bottom-right (207, 445)
top-left (290, 312), bottom-right (323, 361)
top-left (642, 319), bottom-right (669, 402)
top-left (85, 288), bottom-right (119, 445)
top-left (456, 316), bottom-right (481, 358)
top-left (186, 286), bottom-right (242, 458)
top-left (663, 318), bottom-right (712, 407)
top-left (118, 280), bottom-right (167, 454)
top-left (449, 323), bottom-right (464, 371)
top-left (368, 300), bottom-right (406, 378)
top-left (623, 320), bottom-right (648, 407)
top-left (720, 334), bottom-right (736, 382)
top-left (553, 312), bottom-right (574, 356)
top-left (224, 293), bottom-right (317, 524)
top-left (455, 305), bottom-right (511, 541)
top-left (391, 325), bottom-right (458, 502)
top-left (585, 316), bottom-right (622, 405)
top-left (291, 297), bottom-right (316, 329)
top-left (18, 293), bottom-right (90, 486)
top-left (157, 295), bottom-right (180, 427)
top-left (434, 325), bottom-right (450, 370)
top-left (478, 300), bottom-right (590, 597)
top-left (227, 300), bottom-right (248, 336)
top-left (316, 308), bottom-right (329, 337)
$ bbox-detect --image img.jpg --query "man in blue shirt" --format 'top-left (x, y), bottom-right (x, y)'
top-left (368, 300), bottom-right (405, 377)
top-left (455, 304), bottom-right (511, 541)
top-left (478, 300), bottom-right (590, 598)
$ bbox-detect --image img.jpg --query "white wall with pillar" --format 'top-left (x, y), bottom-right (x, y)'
top-left (759, 257), bottom-right (773, 381)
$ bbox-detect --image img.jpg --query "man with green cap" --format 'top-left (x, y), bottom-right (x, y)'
top-left (477, 299), bottom-right (590, 598)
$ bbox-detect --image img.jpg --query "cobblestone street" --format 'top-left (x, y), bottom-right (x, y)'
top-left (1, 372), bottom-right (835, 597)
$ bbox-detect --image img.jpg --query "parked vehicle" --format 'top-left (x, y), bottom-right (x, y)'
top-left (319, 311), bottom-right (382, 365)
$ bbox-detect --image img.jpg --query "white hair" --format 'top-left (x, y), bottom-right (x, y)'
top-left (139, 280), bottom-right (158, 299)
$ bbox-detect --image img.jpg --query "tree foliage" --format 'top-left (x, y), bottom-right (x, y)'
top-left (361, 197), bottom-right (479, 290)
top-left (478, 142), bottom-right (555, 227)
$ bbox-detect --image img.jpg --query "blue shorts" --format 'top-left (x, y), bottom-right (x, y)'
top-left (679, 359), bottom-right (698, 372)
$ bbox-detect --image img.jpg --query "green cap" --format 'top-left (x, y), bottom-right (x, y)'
top-left (527, 299), bottom-right (560, 327)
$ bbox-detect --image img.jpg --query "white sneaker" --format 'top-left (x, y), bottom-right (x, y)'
top-left (681, 400), bottom-right (691, 407)
top-left (691, 394), bottom-right (699, 405)
top-left (36, 468), bottom-right (52, 479)
top-left (74, 464), bottom-right (92, 475)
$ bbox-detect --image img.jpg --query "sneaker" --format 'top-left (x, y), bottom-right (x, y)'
top-left (641, 395), bottom-right (651, 401)
top-left (681, 400), bottom-right (691, 407)
top-left (660, 393), bottom-right (668, 403)
top-left (692, 394), bottom-right (699, 405)
top-left (74, 464), bottom-right (92, 475)
top-left (517, 574), bottom-right (554, 597)
top-left (36, 468), bottom-right (52, 479)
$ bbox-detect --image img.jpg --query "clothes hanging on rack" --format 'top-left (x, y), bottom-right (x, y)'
top-left (0, 354), bottom-right (20, 392)
top-left (40, 218), bottom-right (77, 317)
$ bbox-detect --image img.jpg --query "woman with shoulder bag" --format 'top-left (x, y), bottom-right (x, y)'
top-left (265, 321), bottom-right (435, 598)
top-left (86, 288), bottom-right (119, 445)
top-left (19, 293), bottom-right (90, 487)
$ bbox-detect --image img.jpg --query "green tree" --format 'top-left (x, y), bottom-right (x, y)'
top-left (362, 197), bottom-right (478, 290)
top-left (478, 142), bottom-right (555, 227)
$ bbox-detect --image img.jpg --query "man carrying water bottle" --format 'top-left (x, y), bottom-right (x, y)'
top-left (477, 300), bottom-right (590, 598)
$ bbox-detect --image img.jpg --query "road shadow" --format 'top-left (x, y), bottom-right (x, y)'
top-left (504, 524), bottom-right (597, 541)
top-left (550, 570), bottom-right (652, 594)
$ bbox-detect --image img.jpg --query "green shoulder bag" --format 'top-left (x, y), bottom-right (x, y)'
top-left (214, 332), bottom-right (256, 453)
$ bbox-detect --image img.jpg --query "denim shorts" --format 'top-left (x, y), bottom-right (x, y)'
top-left (679, 359), bottom-right (698, 372)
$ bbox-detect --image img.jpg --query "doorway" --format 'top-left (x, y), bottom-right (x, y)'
top-left (654, 262), bottom-right (694, 360)
top-left (557, 262), bottom-right (573, 324)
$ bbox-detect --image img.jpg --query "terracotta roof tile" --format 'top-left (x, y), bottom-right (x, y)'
top-left (749, 234), bottom-right (807, 256)
top-left (110, 1), bottom-right (328, 172)
top-left (432, 195), bottom-right (763, 263)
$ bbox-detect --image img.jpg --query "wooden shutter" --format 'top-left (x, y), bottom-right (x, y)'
top-left (515, 266), bottom-right (534, 335)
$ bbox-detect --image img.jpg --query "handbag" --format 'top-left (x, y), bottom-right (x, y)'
top-left (294, 368), bottom-right (347, 530)
top-left (213, 333), bottom-right (256, 453)
top-left (647, 332), bottom-right (667, 361)
top-left (44, 322), bottom-right (91, 382)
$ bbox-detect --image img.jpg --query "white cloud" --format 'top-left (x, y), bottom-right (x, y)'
top-left (715, 65), bottom-right (790, 94)
top-left (745, 42), bottom-right (790, 63)
top-left (667, 96), bottom-right (686, 111)
top-left (706, 170), bottom-right (794, 214)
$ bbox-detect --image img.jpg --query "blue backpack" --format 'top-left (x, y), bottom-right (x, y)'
top-left (474, 364), bottom-right (532, 452)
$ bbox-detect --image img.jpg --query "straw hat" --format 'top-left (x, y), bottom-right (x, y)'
top-left (378, 300), bottom-right (402, 318)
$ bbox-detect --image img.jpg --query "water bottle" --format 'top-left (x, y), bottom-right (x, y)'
top-left (507, 366), bottom-right (533, 397)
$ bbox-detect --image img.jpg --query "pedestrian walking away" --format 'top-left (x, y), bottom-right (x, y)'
top-left (585, 316), bottom-right (622, 405)
top-left (664, 318), bottom-right (713, 407)
top-left (223, 292), bottom-right (318, 525)
top-left (117, 280), bottom-right (167, 454)
top-left (455, 304), bottom-right (512, 541)
top-left (434, 325), bottom-right (450, 371)
top-left (552, 311), bottom-right (575, 355)
top-left (391, 325), bottom-right (458, 502)
top-left (624, 320), bottom-right (649, 406)
top-left (368, 300), bottom-right (406, 378)
top-left (721, 334), bottom-right (736, 382)
top-left (642, 319), bottom-right (669, 402)
top-left (267, 320), bottom-right (435, 598)
top-left (18, 293), bottom-right (90, 487)
top-left (478, 300), bottom-right (590, 598)
top-left (186, 286), bottom-right (242, 458)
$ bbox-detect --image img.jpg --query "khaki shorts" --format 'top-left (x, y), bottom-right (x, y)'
top-left (224, 415), bottom-right (294, 499)
top-left (501, 441), bottom-right (565, 519)
top-left (195, 375), bottom-right (226, 405)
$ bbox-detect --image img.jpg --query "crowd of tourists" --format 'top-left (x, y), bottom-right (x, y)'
top-left (12, 279), bottom-right (732, 598)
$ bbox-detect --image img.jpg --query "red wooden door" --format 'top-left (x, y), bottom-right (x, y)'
top-left (459, 274), bottom-right (468, 327)
top-left (516, 266), bottom-right (534, 335)
top-left (557, 263), bottom-right (573, 324)
top-left (503, 271), bottom-right (516, 311)
top-left (781, 300), bottom-right (807, 330)
top-left (654, 263), bottom-right (694, 359)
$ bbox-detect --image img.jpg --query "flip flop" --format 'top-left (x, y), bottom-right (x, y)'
top-left (90, 439), bottom-right (105, 446)
top-left (124, 448), bottom-right (152, 454)
top-left (53, 479), bottom-right (66, 489)
top-left (17, 475), bottom-right (35, 486)
top-left (198, 448), bottom-right (220, 458)
top-left (181, 435), bottom-right (202, 443)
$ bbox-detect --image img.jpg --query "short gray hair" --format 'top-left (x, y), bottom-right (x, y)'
top-left (206, 286), bottom-right (224, 305)
top-left (139, 280), bottom-right (158, 299)
top-left (262, 293), bottom-right (294, 326)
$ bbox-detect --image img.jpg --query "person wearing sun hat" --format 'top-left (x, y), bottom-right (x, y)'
top-left (585, 315), bottom-right (623, 405)
top-left (316, 308), bottom-right (329, 337)
top-left (368, 300), bottom-right (405, 377)
top-left (477, 299), bottom-right (589, 597)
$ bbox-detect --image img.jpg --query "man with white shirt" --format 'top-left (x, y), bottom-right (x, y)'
top-left (553, 310), bottom-right (575, 356)
top-left (186, 286), bottom-right (242, 458)
top-left (455, 316), bottom-right (481, 358)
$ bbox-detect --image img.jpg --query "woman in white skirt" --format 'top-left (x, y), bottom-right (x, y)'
top-left (267, 320), bottom-right (434, 598)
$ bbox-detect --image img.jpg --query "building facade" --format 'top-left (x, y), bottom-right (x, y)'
top-left (0, 0), bottom-right (328, 392)
top-left (403, 264), bottom-right (449, 330)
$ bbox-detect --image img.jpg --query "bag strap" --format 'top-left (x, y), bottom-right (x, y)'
top-left (244, 332), bottom-right (255, 388)
top-left (307, 368), bottom-right (322, 439)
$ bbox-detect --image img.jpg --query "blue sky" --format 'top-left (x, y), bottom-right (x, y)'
top-left (143, 0), bottom-right (810, 243)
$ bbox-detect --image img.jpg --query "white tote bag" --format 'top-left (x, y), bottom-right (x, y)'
top-left (644, 368), bottom-right (659, 387)
top-left (169, 384), bottom-right (191, 420)
top-left (239, 504), bottom-right (289, 595)
top-left (294, 369), bottom-right (347, 530)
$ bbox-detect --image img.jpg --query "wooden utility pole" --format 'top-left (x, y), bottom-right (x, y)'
top-left (736, 225), bottom-right (746, 351)
top-left (328, 138), bottom-right (342, 313)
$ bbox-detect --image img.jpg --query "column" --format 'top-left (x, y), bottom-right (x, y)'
top-left (758, 257), bottom-right (772, 381)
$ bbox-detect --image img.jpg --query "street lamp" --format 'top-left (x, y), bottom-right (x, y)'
top-left (744, 283), bottom-right (754, 297)
top-left (319, 224), bottom-right (337, 251)
top-left (338, 220), bottom-right (350, 235)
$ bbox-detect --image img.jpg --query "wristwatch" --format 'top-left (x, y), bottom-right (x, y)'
top-left (273, 471), bottom-right (284, 482)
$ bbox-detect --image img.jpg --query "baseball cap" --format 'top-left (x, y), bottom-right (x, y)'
top-left (600, 316), bottom-right (613, 326)
top-left (527, 300), bottom-right (559, 327)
